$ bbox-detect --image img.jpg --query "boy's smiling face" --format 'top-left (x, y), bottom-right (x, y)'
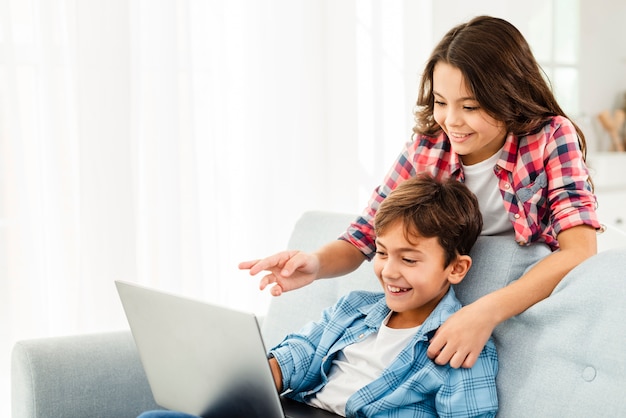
top-left (373, 220), bottom-right (470, 329)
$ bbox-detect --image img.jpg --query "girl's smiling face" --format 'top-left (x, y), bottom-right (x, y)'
top-left (432, 61), bottom-right (508, 165)
top-left (373, 220), bottom-right (469, 329)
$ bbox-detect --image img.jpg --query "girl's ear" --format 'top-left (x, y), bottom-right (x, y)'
top-left (447, 255), bottom-right (472, 285)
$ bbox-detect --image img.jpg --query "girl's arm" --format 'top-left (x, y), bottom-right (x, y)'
top-left (427, 224), bottom-right (597, 368)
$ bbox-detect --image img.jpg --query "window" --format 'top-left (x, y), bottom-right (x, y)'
top-left (526, 0), bottom-right (581, 116)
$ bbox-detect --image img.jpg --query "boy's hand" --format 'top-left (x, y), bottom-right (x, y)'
top-left (239, 250), bottom-right (320, 296)
top-left (268, 357), bottom-right (283, 392)
top-left (427, 301), bottom-right (496, 368)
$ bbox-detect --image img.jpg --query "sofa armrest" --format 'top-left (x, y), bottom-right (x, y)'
top-left (11, 331), bottom-right (161, 418)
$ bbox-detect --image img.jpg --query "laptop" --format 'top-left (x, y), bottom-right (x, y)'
top-left (115, 280), bottom-right (343, 418)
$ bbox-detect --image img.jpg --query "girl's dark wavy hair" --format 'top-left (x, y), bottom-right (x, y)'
top-left (414, 15), bottom-right (588, 160)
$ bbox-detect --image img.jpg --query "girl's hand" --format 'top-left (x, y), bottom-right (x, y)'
top-left (239, 250), bottom-right (320, 296)
top-left (427, 300), bottom-right (497, 368)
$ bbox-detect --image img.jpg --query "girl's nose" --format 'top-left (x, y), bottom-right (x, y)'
top-left (445, 107), bottom-right (462, 127)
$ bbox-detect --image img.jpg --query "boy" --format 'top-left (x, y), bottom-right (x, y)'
top-left (268, 174), bottom-right (497, 417)
top-left (140, 174), bottom-right (498, 418)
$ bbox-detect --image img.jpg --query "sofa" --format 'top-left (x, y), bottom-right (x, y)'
top-left (11, 210), bottom-right (626, 418)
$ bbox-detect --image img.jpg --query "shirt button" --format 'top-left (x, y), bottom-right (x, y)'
top-left (514, 214), bottom-right (520, 219)
top-left (504, 183), bottom-right (511, 189)
top-left (358, 334), bottom-right (365, 339)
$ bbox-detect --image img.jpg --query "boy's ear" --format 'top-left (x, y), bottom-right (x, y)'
top-left (447, 255), bottom-right (472, 285)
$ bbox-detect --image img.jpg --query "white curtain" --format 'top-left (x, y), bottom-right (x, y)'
top-left (0, 0), bottom-right (426, 412)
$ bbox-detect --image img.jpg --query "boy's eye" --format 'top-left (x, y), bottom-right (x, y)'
top-left (403, 258), bottom-right (417, 265)
top-left (375, 251), bottom-right (387, 257)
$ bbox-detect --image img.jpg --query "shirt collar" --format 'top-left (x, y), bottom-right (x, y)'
top-left (359, 287), bottom-right (461, 339)
top-left (498, 132), bottom-right (519, 173)
top-left (444, 131), bottom-right (517, 175)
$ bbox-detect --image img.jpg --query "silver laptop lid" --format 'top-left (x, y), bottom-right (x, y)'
top-left (115, 280), bottom-right (285, 418)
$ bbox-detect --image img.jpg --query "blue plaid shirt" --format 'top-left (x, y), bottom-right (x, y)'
top-left (269, 288), bottom-right (498, 417)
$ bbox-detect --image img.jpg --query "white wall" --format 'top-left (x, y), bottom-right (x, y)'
top-left (579, 0), bottom-right (626, 151)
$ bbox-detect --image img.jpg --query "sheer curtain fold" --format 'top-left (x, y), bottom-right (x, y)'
top-left (1, 0), bottom-right (419, 414)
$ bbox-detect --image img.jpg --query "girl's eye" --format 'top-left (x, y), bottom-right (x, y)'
top-left (434, 101), bottom-right (446, 107)
top-left (403, 258), bottom-right (417, 265)
top-left (463, 106), bottom-right (479, 111)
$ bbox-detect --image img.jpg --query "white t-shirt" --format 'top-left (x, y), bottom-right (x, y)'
top-left (462, 149), bottom-right (513, 236)
top-left (308, 312), bottom-right (420, 416)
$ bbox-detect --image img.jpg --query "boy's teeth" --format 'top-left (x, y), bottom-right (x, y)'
top-left (388, 285), bottom-right (408, 293)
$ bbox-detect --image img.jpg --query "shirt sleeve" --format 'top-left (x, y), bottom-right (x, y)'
top-left (269, 309), bottom-right (331, 394)
top-left (268, 293), bottom-right (359, 394)
top-left (543, 119), bottom-right (600, 236)
top-left (435, 342), bottom-right (499, 418)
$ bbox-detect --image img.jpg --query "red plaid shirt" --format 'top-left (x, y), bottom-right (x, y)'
top-left (341, 116), bottom-right (600, 258)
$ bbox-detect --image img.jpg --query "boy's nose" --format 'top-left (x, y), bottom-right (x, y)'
top-left (381, 261), bottom-right (401, 280)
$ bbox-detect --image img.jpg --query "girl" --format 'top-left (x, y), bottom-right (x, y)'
top-left (240, 15), bottom-right (600, 369)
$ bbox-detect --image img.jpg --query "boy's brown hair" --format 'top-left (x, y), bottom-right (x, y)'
top-left (374, 174), bottom-right (483, 267)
